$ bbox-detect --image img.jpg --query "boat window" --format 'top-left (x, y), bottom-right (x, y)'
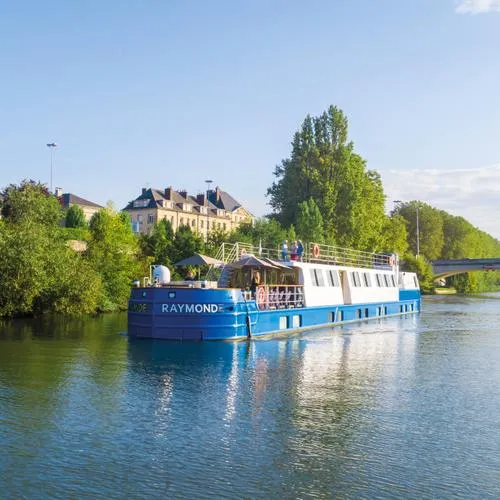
top-left (315, 269), bottom-right (325, 286)
top-left (363, 273), bottom-right (371, 287)
top-left (390, 275), bottom-right (396, 287)
top-left (310, 269), bottom-right (317, 286)
top-left (376, 274), bottom-right (383, 287)
top-left (327, 270), bottom-right (340, 287)
top-left (413, 276), bottom-right (419, 288)
top-left (351, 272), bottom-right (361, 287)
top-left (384, 275), bottom-right (390, 287)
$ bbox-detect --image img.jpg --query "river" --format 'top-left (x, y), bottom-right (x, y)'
top-left (0, 294), bottom-right (499, 499)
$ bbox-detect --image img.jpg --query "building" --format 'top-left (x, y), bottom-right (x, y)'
top-left (123, 186), bottom-right (253, 236)
top-left (56, 188), bottom-right (103, 221)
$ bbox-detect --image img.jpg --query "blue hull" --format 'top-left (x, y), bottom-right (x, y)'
top-left (128, 287), bottom-right (421, 341)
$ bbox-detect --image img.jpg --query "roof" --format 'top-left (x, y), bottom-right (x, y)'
top-left (124, 186), bottom-right (252, 216)
top-left (61, 193), bottom-right (103, 209)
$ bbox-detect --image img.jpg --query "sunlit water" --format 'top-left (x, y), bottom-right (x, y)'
top-left (1, 294), bottom-right (499, 499)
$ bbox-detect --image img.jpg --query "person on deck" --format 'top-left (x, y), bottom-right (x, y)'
top-left (290, 241), bottom-right (298, 261)
top-left (186, 270), bottom-right (195, 281)
top-left (297, 240), bottom-right (304, 261)
top-left (250, 271), bottom-right (261, 298)
top-left (281, 240), bottom-right (288, 261)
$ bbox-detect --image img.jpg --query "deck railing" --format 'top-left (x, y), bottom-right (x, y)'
top-left (205, 241), bottom-right (395, 281)
top-left (255, 285), bottom-right (305, 310)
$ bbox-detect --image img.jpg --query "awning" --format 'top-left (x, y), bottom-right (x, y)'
top-left (174, 253), bottom-right (224, 267)
top-left (228, 254), bottom-right (280, 269)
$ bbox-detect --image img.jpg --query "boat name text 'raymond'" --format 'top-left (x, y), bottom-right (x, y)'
top-left (161, 303), bottom-right (223, 313)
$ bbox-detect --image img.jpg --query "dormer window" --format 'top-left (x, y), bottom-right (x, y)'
top-left (133, 199), bottom-right (149, 208)
top-left (199, 206), bottom-right (207, 215)
top-left (217, 209), bottom-right (225, 217)
top-left (159, 200), bottom-right (172, 209)
top-left (182, 203), bottom-right (192, 212)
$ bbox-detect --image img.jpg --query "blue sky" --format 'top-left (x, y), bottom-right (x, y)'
top-left (1, 0), bottom-right (499, 238)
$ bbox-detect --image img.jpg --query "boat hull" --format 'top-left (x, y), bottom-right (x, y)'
top-left (128, 287), bottom-right (421, 341)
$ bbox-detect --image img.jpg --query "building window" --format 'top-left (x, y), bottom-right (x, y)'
top-left (180, 217), bottom-right (184, 225)
top-left (138, 214), bottom-right (143, 222)
top-left (133, 199), bottom-right (149, 208)
top-left (199, 206), bottom-right (207, 215)
top-left (147, 214), bottom-right (154, 224)
top-left (182, 203), bottom-right (192, 212)
top-left (200, 220), bottom-right (204, 228)
top-left (191, 219), bottom-right (196, 227)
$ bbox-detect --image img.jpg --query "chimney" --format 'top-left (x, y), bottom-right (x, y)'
top-left (55, 187), bottom-right (63, 197)
top-left (215, 186), bottom-right (221, 203)
top-left (196, 193), bottom-right (206, 206)
top-left (164, 186), bottom-right (173, 200)
top-left (179, 189), bottom-right (188, 199)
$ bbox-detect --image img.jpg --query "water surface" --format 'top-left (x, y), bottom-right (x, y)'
top-left (1, 295), bottom-right (499, 498)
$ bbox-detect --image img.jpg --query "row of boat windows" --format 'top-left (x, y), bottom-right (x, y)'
top-left (309, 269), bottom-right (396, 288)
top-left (278, 303), bottom-right (416, 330)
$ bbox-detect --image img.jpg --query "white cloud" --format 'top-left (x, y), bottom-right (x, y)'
top-left (381, 164), bottom-right (500, 239)
top-left (456, 0), bottom-right (500, 13)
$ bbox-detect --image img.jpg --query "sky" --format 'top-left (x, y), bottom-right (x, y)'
top-left (0, 0), bottom-right (499, 239)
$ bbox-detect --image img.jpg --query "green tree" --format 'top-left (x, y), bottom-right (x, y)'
top-left (296, 198), bottom-right (324, 244)
top-left (170, 225), bottom-right (204, 274)
top-left (65, 205), bottom-right (87, 228)
top-left (87, 208), bottom-right (142, 311)
top-left (1, 179), bottom-right (62, 225)
top-left (267, 106), bottom-right (387, 249)
top-left (141, 218), bottom-right (175, 265)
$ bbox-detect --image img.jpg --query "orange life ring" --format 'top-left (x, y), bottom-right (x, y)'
top-left (256, 285), bottom-right (267, 305)
top-left (312, 244), bottom-right (320, 259)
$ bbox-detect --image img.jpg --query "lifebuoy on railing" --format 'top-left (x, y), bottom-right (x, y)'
top-left (312, 244), bottom-right (320, 259)
top-left (256, 285), bottom-right (267, 309)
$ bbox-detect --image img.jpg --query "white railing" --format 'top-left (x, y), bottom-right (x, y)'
top-left (205, 241), bottom-right (395, 281)
top-left (306, 242), bottom-right (395, 269)
top-left (256, 285), bottom-right (305, 310)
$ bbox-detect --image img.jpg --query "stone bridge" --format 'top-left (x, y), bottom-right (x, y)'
top-left (431, 258), bottom-right (500, 280)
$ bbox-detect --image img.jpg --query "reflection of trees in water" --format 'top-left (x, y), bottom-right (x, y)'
top-left (0, 314), bottom-right (128, 434)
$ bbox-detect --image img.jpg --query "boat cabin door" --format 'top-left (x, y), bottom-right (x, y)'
top-left (339, 271), bottom-right (352, 304)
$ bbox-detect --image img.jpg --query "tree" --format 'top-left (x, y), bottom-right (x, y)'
top-left (141, 218), bottom-right (175, 266)
top-left (170, 225), bottom-right (204, 272)
top-left (87, 208), bottom-right (142, 311)
top-left (267, 106), bottom-right (387, 249)
top-left (1, 179), bottom-right (62, 226)
top-left (296, 198), bottom-right (324, 244)
top-left (65, 205), bottom-right (87, 228)
top-left (393, 201), bottom-right (444, 260)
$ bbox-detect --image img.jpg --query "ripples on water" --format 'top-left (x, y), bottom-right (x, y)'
top-left (0, 295), bottom-right (499, 499)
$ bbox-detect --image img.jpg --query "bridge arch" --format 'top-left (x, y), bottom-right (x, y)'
top-left (431, 258), bottom-right (499, 281)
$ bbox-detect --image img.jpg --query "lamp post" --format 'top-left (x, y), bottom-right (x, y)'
top-left (416, 205), bottom-right (420, 258)
top-left (46, 142), bottom-right (58, 192)
top-left (205, 179), bottom-right (212, 241)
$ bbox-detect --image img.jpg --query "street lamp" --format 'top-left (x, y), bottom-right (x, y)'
top-left (205, 179), bottom-right (212, 241)
top-left (394, 200), bottom-right (420, 258)
top-left (46, 142), bottom-right (58, 192)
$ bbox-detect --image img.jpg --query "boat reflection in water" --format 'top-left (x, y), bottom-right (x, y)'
top-left (126, 315), bottom-right (419, 467)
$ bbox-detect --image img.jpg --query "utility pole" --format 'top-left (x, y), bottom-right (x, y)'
top-left (46, 142), bottom-right (58, 192)
top-left (416, 205), bottom-right (420, 258)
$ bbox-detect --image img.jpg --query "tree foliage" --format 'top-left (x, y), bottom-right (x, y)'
top-left (267, 106), bottom-right (387, 249)
top-left (65, 205), bottom-right (87, 228)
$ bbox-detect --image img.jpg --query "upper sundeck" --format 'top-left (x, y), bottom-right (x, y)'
top-left (210, 241), bottom-right (396, 270)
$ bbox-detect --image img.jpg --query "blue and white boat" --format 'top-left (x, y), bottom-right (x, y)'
top-left (128, 242), bottom-right (421, 340)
